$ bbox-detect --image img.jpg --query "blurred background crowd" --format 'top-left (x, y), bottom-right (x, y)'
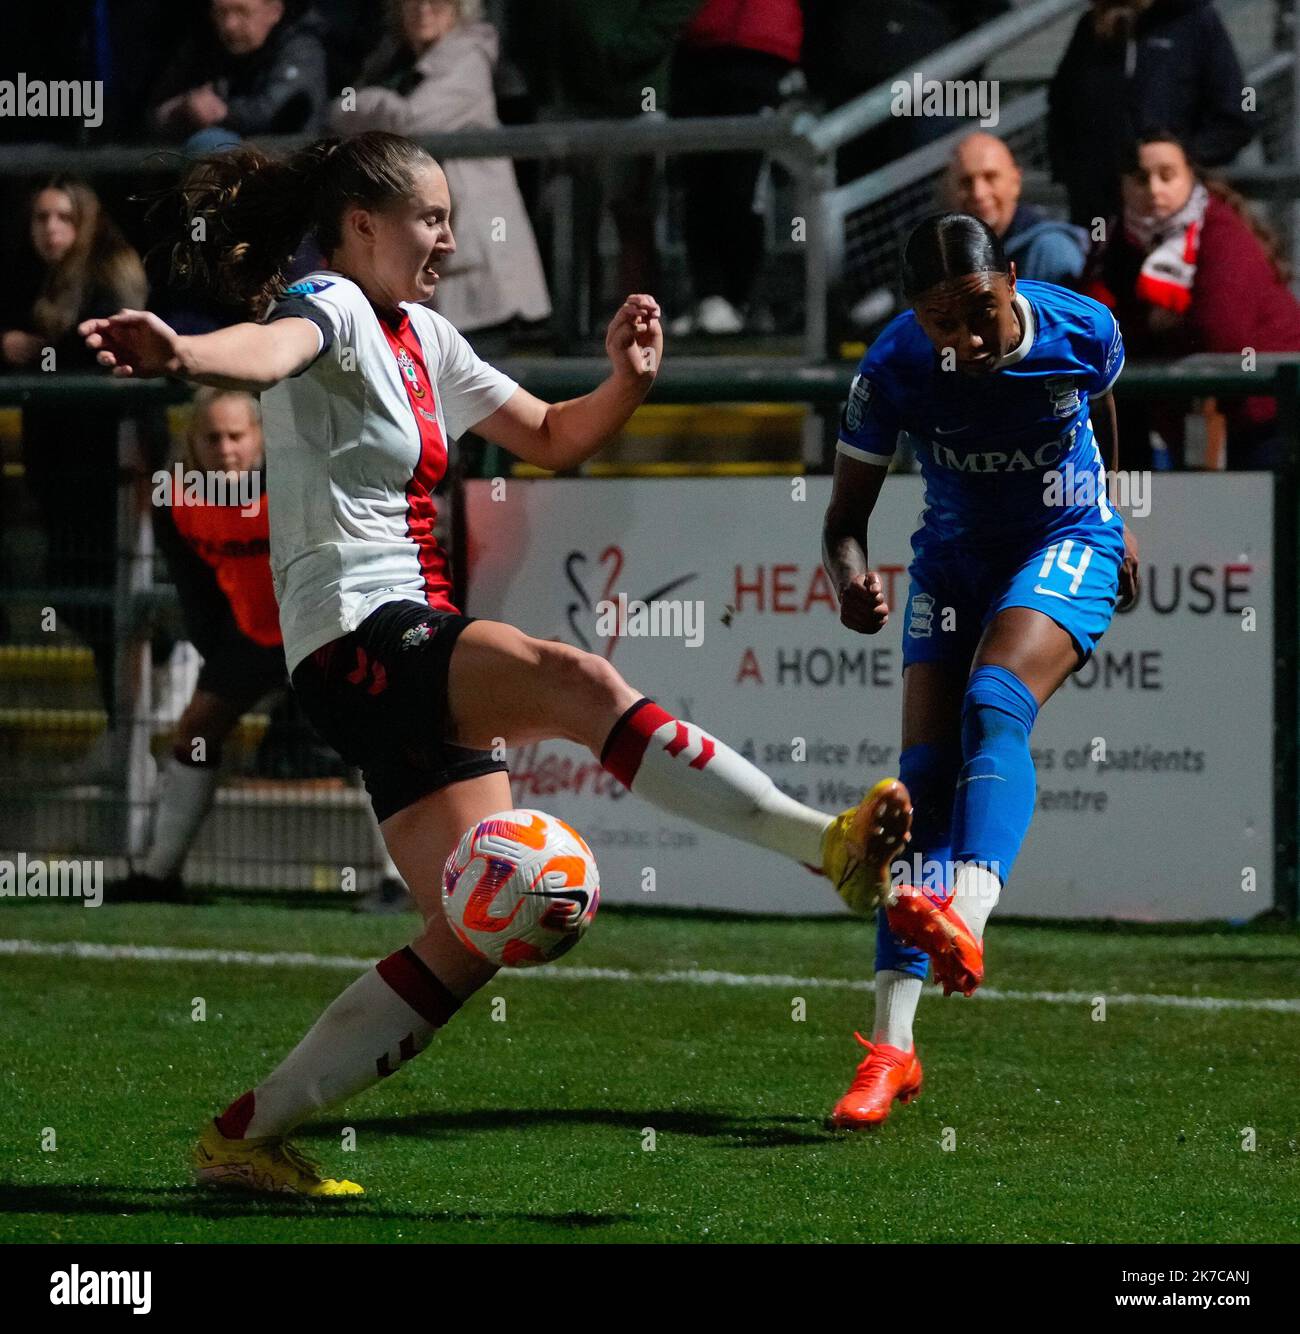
top-left (2, 2), bottom-right (1296, 390)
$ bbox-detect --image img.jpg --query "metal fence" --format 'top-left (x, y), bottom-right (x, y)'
top-left (826, 7), bottom-right (1300, 326)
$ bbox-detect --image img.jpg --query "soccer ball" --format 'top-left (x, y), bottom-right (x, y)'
top-left (442, 809), bottom-right (600, 967)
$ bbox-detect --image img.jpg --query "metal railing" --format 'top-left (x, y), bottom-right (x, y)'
top-left (2, 2), bottom-right (1291, 354)
top-left (0, 0), bottom-right (1106, 360)
top-left (824, 16), bottom-right (1300, 321)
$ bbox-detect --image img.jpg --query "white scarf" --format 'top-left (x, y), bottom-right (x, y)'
top-left (1123, 181), bottom-right (1209, 315)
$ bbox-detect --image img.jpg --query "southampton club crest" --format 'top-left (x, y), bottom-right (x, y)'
top-left (396, 345), bottom-right (426, 399)
top-left (845, 373), bottom-right (874, 431)
top-left (1044, 376), bottom-right (1081, 419)
top-left (400, 621), bottom-right (433, 650)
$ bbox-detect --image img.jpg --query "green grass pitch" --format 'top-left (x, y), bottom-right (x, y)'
top-left (2, 897), bottom-right (1298, 1244)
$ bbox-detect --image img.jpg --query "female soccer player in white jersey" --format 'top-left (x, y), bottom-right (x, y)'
top-left (821, 214), bottom-right (1140, 1129)
top-left (82, 131), bottom-right (910, 1196)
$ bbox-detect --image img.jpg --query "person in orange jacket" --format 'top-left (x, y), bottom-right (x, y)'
top-left (117, 387), bottom-right (408, 908)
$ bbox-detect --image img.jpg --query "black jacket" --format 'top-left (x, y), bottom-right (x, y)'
top-left (151, 7), bottom-right (329, 137)
top-left (1048, 0), bottom-right (1254, 225)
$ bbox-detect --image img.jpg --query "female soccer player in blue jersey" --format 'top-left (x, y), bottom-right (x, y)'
top-left (822, 213), bottom-right (1140, 1128)
top-left (81, 131), bottom-right (908, 1196)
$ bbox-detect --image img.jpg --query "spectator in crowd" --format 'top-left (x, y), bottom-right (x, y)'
top-left (946, 133), bottom-right (1089, 287)
top-left (515, 0), bottom-right (700, 118)
top-left (149, 0), bottom-right (329, 150)
top-left (125, 389), bottom-right (408, 908)
top-left (803, 0), bottom-right (961, 331)
top-left (803, 0), bottom-right (962, 182)
top-left (1085, 132), bottom-right (1300, 469)
top-left (669, 0), bottom-right (805, 336)
top-left (1049, 0), bottom-right (1254, 228)
top-left (0, 179), bottom-right (147, 744)
top-left (333, 0), bottom-right (550, 333)
top-left (510, 0), bottom-right (700, 324)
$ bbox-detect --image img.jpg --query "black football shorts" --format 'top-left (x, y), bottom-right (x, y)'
top-left (290, 600), bottom-right (509, 822)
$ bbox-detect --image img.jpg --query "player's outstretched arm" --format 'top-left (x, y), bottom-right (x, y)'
top-left (79, 310), bottom-right (322, 392)
top-left (823, 450), bottom-right (891, 634)
top-left (471, 294), bottom-right (662, 473)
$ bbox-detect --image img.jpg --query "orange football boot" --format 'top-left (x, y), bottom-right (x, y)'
top-left (886, 888), bottom-right (984, 995)
top-left (828, 1034), bottom-right (923, 1129)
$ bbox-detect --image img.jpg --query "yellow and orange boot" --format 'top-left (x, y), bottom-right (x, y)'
top-left (828, 1034), bottom-right (923, 1129)
top-left (821, 778), bottom-right (913, 916)
top-left (886, 888), bottom-right (984, 996)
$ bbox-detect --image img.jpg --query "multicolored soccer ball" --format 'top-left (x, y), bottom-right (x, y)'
top-left (442, 809), bottom-right (600, 967)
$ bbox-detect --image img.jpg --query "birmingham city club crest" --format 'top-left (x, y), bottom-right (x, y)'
top-left (845, 374), bottom-right (873, 431)
top-left (1044, 376), bottom-right (1081, 419)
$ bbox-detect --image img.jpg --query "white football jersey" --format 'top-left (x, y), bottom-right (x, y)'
top-left (259, 272), bottom-right (517, 673)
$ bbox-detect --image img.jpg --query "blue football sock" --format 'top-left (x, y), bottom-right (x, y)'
top-left (875, 740), bottom-right (962, 979)
top-left (950, 664), bottom-right (1040, 886)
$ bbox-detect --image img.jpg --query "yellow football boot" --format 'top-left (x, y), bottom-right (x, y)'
top-left (192, 1120), bottom-right (364, 1198)
top-left (821, 778), bottom-right (912, 915)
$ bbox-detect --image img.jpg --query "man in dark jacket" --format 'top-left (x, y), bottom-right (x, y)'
top-left (150, 0), bottom-right (329, 142)
top-left (1048, 0), bottom-right (1254, 226)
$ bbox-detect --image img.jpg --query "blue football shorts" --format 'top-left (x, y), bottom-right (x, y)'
top-left (901, 528), bottom-right (1123, 670)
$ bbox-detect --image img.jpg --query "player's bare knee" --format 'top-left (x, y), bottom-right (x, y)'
top-left (536, 642), bottom-right (628, 736)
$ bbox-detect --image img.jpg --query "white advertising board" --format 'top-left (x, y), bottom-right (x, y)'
top-left (465, 475), bottom-right (1273, 920)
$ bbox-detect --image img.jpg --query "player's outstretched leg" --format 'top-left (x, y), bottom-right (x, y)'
top-left (447, 621), bottom-right (912, 915)
top-left (887, 664), bottom-right (1040, 994)
top-left (194, 773), bottom-right (510, 1198)
top-left (830, 740), bottom-right (958, 1128)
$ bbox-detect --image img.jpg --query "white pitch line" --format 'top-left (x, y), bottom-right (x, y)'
top-left (1, 937), bottom-right (1298, 1013)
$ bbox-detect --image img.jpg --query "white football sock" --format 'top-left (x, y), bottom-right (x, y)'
top-left (872, 969), bottom-right (924, 1051)
top-left (602, 699), bottom-right (830, 866)
top-left (222, 948), bottom-right (460, 1140)
top-left (143, 758), bottom-right (220, 879)
top-left (953, 862), bottom-right (1001, 941)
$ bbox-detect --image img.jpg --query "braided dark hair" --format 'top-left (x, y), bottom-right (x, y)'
top-left (901, 212), bottom-right (1010, 300)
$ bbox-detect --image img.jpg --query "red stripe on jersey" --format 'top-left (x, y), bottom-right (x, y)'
top-left (380, 313), bottom-right (458, 613)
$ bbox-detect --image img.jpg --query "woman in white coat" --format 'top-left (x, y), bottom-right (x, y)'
top-left (334, 0), bottom-right (550, 332)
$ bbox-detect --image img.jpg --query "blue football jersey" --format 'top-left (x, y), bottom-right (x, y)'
top-left (836, 279), bottom-right (1126, 554)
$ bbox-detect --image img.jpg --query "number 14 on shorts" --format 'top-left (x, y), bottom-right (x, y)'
top-left (1033, 540), bottom-right (1093, 600)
